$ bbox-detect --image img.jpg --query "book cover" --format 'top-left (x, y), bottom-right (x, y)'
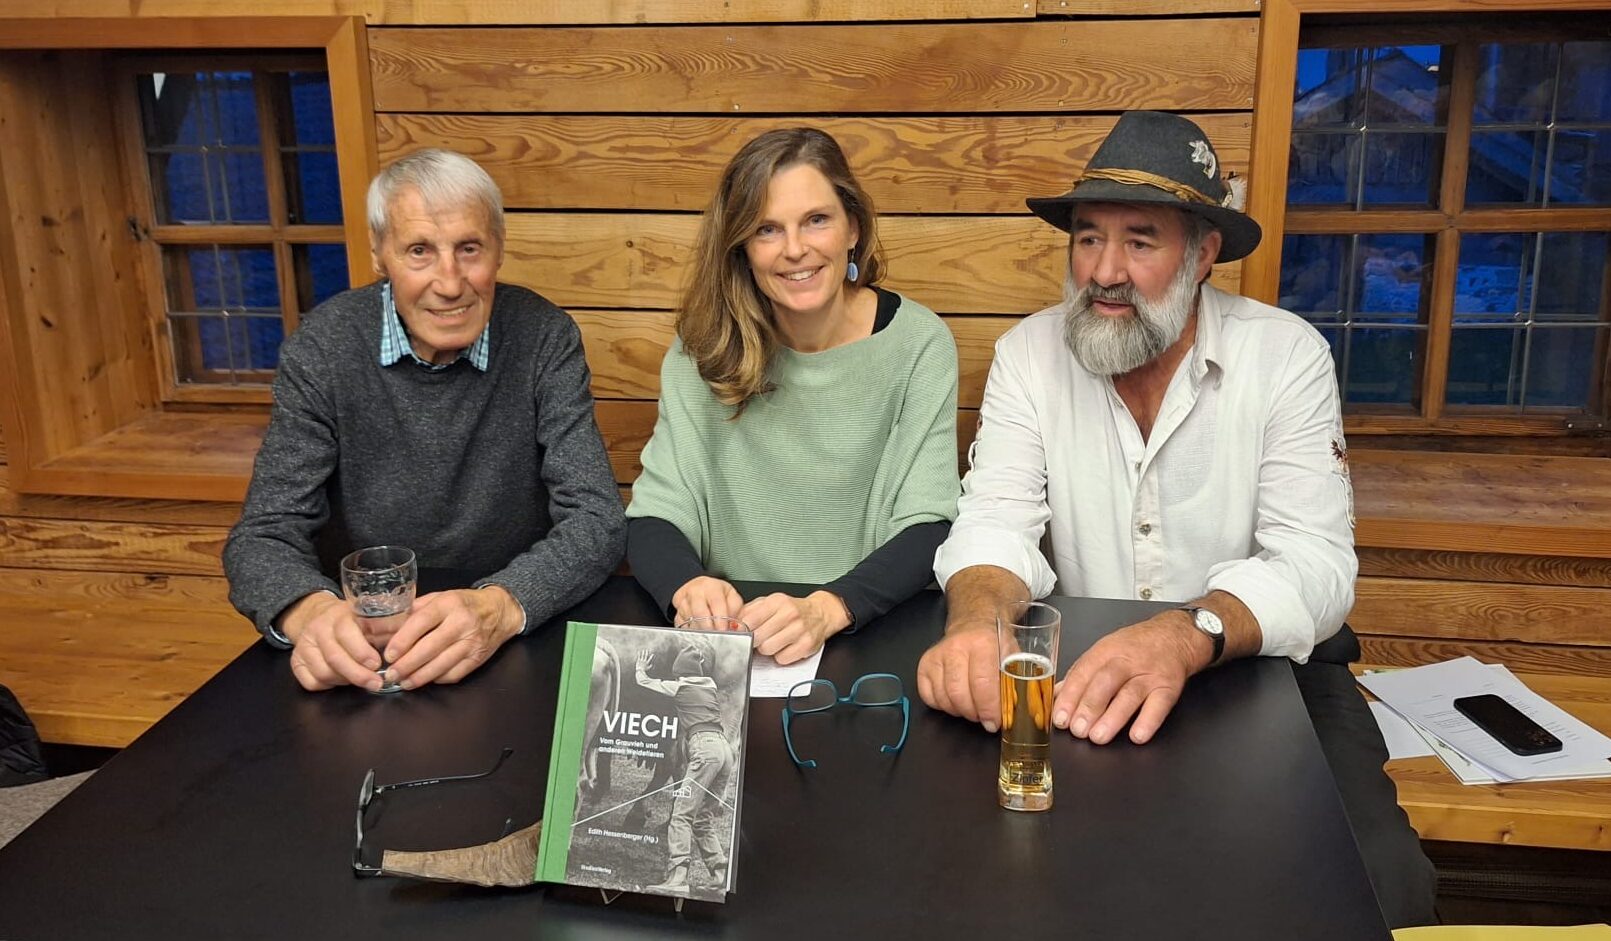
top-left (536, 621), bottom-right (751, 902)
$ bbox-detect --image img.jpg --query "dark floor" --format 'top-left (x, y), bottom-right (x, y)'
top-left (1428, 840), bottom-right (1611, 927)
top-left (39, 743), bottom-right (117, 777)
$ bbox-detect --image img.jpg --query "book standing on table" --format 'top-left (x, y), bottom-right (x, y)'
top-left (537, 622), bottom-right (752, 902)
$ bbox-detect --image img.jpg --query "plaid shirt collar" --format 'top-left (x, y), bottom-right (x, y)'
top-left (378, 281), bottom-right (491, 372)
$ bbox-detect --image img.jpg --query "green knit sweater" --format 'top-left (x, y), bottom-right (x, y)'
top-left (626, 294), bottom-right (961, 583)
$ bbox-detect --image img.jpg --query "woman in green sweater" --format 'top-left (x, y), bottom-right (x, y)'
top-left (626, 128), bottom-right (961, 664)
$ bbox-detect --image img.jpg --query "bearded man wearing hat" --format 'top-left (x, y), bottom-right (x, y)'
top-left (916, 111), bottom-right (1436, 928)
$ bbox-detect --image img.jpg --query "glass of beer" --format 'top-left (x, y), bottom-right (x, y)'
top-left (340, 546), bottom-right (417, 694)
top-left (998, 601), bottom-right (1060, 811)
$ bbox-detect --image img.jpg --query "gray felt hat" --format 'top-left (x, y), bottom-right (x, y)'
top-left (1025, 111), bottom-right (1262, 263)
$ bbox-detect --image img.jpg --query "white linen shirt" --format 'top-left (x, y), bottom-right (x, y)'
top-left (934, 284), bottom-right (1357, 663)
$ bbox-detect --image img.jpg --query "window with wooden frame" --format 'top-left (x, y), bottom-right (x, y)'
top-left (115, 54), bottom-right (351, 403)
top-left (1277, 16), bottom-right (1611, 435)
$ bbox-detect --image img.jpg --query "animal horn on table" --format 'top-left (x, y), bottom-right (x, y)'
top-left (378, 820), bottom-right (543, 887)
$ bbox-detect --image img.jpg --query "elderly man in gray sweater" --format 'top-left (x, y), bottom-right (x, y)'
top-left (224, 149), bottom-right (625, 693)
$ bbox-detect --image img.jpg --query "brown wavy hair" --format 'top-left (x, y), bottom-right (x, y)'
top-left (677, 127), bottom-right (885, 413)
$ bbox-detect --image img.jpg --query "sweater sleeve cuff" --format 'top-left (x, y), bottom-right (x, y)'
top-left (260, 585), bottom-right (341, 650)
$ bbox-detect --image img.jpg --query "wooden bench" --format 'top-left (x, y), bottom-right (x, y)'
top-left (1357, 667), bottom-right (1611, 851)
top-left (1347, 449), bottom-right (1611, 853)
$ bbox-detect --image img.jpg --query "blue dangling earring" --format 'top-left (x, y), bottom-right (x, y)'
top-left (846, 246), bottom-right (860, 283)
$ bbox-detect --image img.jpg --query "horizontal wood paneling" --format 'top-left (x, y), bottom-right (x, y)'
top-left (503, 213), bottom-right (1242, 315)
top-left (0, 568), bottom-right (250, 747)
top-left (375, 0), bottom-right (1033, 22)
top-left (369, 21), bottom-right (1258, 114)
top-left (0, 515), bottom-right (228, 576)
top-left (1349, 576), bottom-right (1611, 647)
top-left (376, 113), bottom-right (1252, 215)
top-left (1039, 0), bottom-right (1259, 10)
top-left (1357, 548), bottom-right (1611, 589)
top-left (27, 0), bottom-right (1282, 21)
top-left (7, 0), bottom-right (1033, 21)
top-left (1360, 635), bottom-right (1611, 678)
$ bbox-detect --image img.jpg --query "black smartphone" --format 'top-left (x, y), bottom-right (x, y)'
top-left (1452, 694), bottom-right (1563, 756)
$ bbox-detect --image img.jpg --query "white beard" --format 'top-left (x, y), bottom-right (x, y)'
top-left (1061, 260), bottom-right (1200, 377)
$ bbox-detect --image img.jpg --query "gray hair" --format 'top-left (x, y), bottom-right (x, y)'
top-left (366, 148), bottom-right (505, 243)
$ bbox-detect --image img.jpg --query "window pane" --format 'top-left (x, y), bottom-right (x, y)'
top-left (1447, 327), bottom-right (1523, 406)
top-left (1280, 234), bottom-right (1349, 319)
top-left (1473, 43), bottom-right (1558, 125)
top-left (284, 150), bottom-right (342, 224)
top-left (1549, 129), bottom-right (1611, 206)
top-left (242, 316), bottom-right (287, 370)
top-left (1526, 326), bottom-right (1607, 409)
top-left (165, 245), bottom-right (279, 311)
top-left (1555, 41), bottom-right (1611, 123)
top-left (137, 70), bottom-right (267, 224)
top-left (1466, 130), bottom-right (1547, 206)
top-left (293, 243), bottom-right (351, 312)
top-left (284, 71), bottom-right (335, 146)
top-left (1449, 234), bottom-right (1608, 411)
top-left (1289, 45), bottom-right (1445, 208)
top-left (1362, 131), bottom-right (1441, 206)
top-left (1365, 45), bottom-right (1445, 126)
top-left (1456, 233), bottom-right (1534, 321)
top-left (1536, 232), bottom-right (1609, 322)
top-left (1288, 132), bottom-right (1358, 205)
top-left (1355, 234), bottom-right (1431, 323)
top-left (172, 314), bottom-right (283, 379)
top-left (1294, 47), bottom-right (1367, 129)
top-left (1346, 327), bottom-right (1422, 406)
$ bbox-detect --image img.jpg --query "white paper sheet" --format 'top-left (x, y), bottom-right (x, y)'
top-left (748, 646), bottom-right (824, 698)
top-left (1369, 701), bottom-right (1436, 760)
top-left (1358, 657), bottom-right (1611, 783)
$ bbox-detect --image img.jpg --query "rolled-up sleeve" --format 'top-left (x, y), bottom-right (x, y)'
top-left (1205, 335), bottom-right (1356, 662)
top-left (933, 327), bottom-right (1058, 599)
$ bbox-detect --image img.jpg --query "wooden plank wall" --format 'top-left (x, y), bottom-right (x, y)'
top-left (368, 15), bottom-right (1259, 481)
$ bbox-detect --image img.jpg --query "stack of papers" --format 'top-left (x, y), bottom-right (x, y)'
top-left (1358, 657), bottom-right (1611, 785)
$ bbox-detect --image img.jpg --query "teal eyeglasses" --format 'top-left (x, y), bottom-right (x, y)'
top-left (782, 674), bottom-right (909, 769)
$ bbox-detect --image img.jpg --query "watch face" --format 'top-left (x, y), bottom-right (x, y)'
top-left (1193, 609), bottom-right (1225, 636)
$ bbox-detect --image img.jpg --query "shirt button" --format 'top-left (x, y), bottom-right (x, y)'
top-left (1140, 587), bottom-right (1153, 600)
top-left (1138, 522), bottom-right (1152, 535)
top-left (1133, 461), bottom-right (1141, 472)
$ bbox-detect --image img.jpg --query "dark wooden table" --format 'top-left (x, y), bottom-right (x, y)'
top-left (0, 575), bottom-right (1389, 940)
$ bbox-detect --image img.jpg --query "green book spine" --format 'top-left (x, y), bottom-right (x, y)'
top-left (534, 620), bottom-right (598, 883)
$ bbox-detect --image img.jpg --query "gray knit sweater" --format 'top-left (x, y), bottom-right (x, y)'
top-left (223, 281), bottom-right (625, 644)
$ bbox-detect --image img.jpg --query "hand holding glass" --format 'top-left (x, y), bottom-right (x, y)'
top-left (999, 601), bottom-right (1060, 812)
top-left (340, 546), bottom-right (417, 694)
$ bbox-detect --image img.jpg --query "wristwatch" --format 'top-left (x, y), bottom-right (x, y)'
top-left (1179, 606), bottom-right (1225, 666)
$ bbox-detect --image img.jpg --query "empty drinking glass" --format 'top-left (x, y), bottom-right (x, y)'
top-left (340, 546), bottom-right (417, 694)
